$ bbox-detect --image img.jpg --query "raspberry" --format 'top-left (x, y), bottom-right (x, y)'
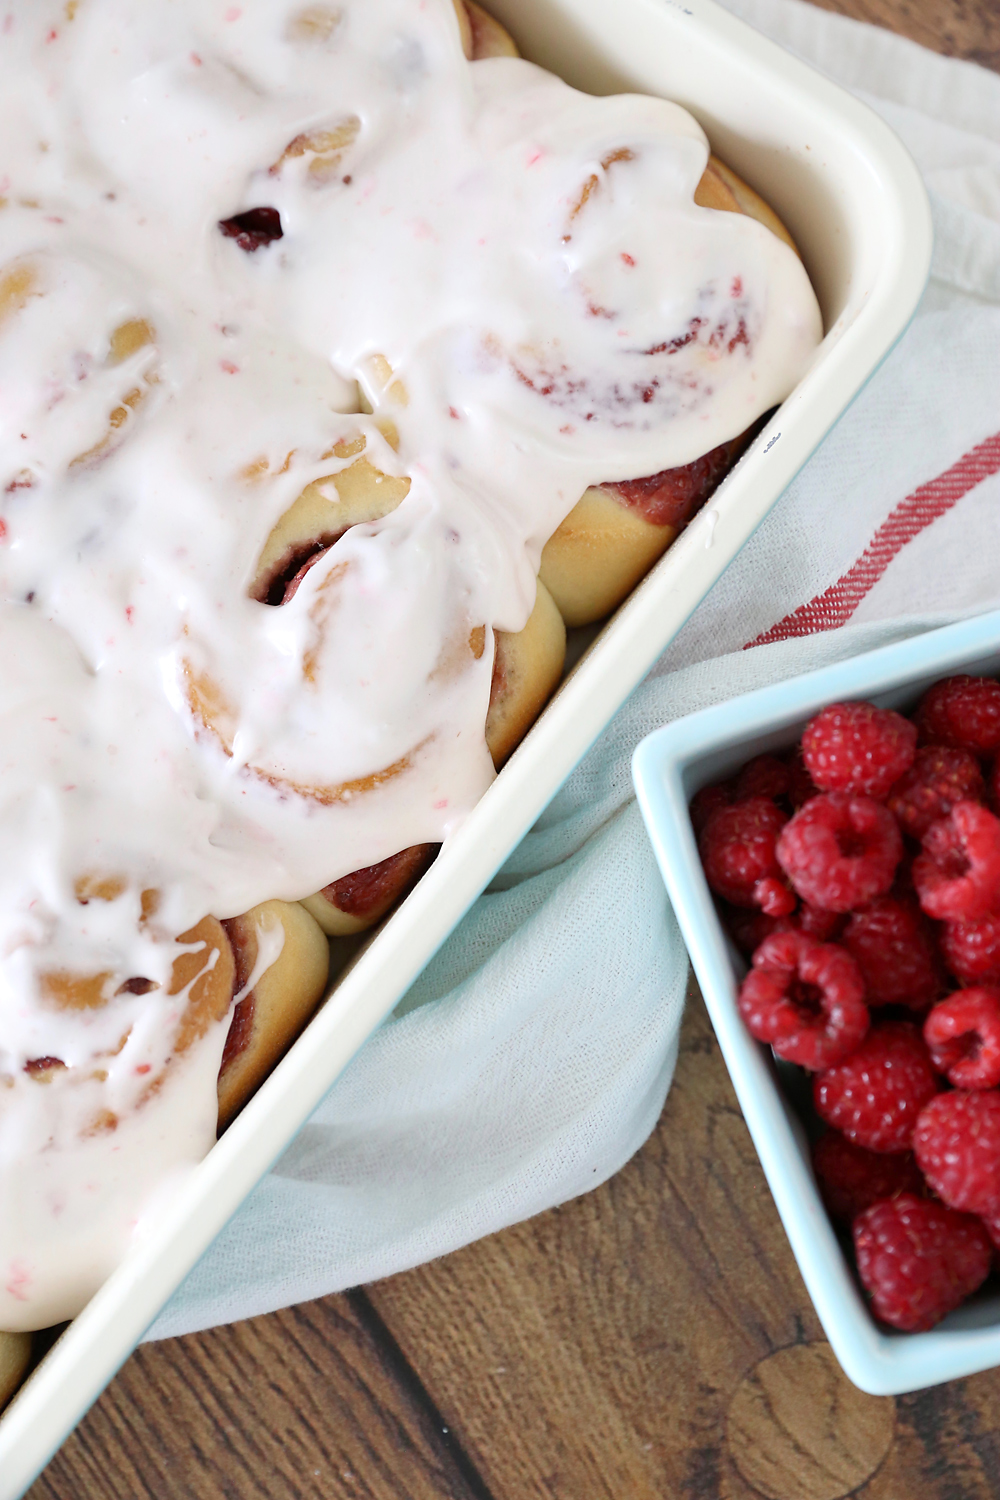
top-left (914, 1090), bottom-right (1000, 1216)
top-left (721, 905), bottom-right (786, 957)
top-left (812, 1132), bottom-right (924, 1223)
top-left (776, 794), bottom-right (902, 913)
top-left (913, 801), bottom-right (1000, 921)
top-left (886, 745), bottom-right (985, 840)
top-left (734, 755), bottom-right (790, 804)
top-left (787, 745), bottom-right (821, 809)
top-left (841, 897), bottom-right (943, 1011)
top-left (802, 701), bottom-right (917, 800)
top-left (924, 987), bottom-right (1000, 1090)
top-left (798, 904), bottom-right (846, 942)
top-left (699, 797), bottom-right (794, 913)
top-left (690, 781), bottom-right (733, 836)
top-left (853, 1194), bottom-right (992, 1332)
top-left (980, 1213), bottom-right (1000, 1254)
top-left (813, 1021), bottom-right (939, 1152)
top-left (722, 902), bottom-right (844, 955)
top-left (916, 675), bottom-right (1000, 756)
top-left (737, 930), bottom-right (868, 1070)
top-left (941, 915), bottom-right (1000, 985)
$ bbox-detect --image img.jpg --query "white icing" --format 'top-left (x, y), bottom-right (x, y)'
top-left (0, 0), bottom-right (821, 1328)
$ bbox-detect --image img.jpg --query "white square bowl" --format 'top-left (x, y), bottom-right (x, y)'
top-left (632, 609), bottom-right (1000, 1397)
top-left (0, 0), bottom-right (932, 1491)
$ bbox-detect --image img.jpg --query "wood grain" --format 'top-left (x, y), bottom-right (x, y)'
top-left (806, 0), bottom-right (1000, 70)
top-left (27, 1294), bottom-right (491, 1500)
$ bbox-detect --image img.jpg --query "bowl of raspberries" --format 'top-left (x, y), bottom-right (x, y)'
top-left (632, 609), bottom-right (1000, 1394)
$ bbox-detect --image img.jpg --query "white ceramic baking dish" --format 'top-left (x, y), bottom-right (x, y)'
top-left (0, 0), bottom-right (931, 1492)
top-left (632, 611), bottom-right (1000, 1395)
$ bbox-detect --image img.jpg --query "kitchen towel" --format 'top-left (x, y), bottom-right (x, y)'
top-left (150, 0), bottom-right (1000, 1337)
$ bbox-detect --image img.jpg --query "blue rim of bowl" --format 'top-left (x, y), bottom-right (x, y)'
top-left (632, 608), bottom-right (1000, 1395)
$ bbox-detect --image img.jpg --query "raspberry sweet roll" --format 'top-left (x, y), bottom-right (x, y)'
top-left (0, 0), bottom-right (820, 1375)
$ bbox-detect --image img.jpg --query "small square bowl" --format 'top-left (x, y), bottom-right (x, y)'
top-left (632, 609), bottom-right (1000, 1396)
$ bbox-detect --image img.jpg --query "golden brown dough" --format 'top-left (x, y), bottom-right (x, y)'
top-left (217, 899), bottom-right (330, 1130)
top-left (538, 153), bottom-right (800, 627)
top-left (0, 1330), bottom-right (31, 1412)
top-left (695, 154), bottom-right (799, 254)
top-left (486, 578), bottom-right (566, 768)
top-left (453, 0), bottom-right (474, 58)
top-left (465, 0), bottom-right (519, 59)
top-left (538, 428), bottom-right (754, 627)
top-left (249, 436), bottom-right (410, 605)
top-left (300, 581), bottom-right (566, 937)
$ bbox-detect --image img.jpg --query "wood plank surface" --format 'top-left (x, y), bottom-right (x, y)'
top-left (807, 0), bottom-right (1000, 70)
top-left (21, 1), bottom-right (1000, 1497)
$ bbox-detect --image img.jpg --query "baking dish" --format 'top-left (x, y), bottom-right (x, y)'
top-left (632, 610), bottom-right (1000, 1396)
top-left (0, 0), bottom-right (931, 1490)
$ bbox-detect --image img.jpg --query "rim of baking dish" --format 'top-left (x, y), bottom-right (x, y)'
top-left (633, 609), bottom-right (1000, 1397)
top-left (0, 0), bottom-right (933, 1492)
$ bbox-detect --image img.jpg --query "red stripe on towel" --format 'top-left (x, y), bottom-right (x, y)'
top-left (746, 430), bottom-right (1000, 648)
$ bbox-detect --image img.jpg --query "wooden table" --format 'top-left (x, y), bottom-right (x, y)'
top-left (26, 2), bottom-right (1000, 1495)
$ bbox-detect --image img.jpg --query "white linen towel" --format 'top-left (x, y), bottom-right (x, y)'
top-left (150, 0), bottom-right (1000, 1338)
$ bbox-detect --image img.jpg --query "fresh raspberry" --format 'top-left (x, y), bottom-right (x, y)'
top-left (699, 797), bottom-right (795, 913)
top-left (913, 801), bottom-right (1000, 922)
top-left (924, 988), bottom-right (1000, 1090)
top-left (787, 745), bottom-right (821, 809)
top-left (737, 929), bottom-right (868, 1070)
top-left (853, 1194), bottom-right (992, 1332)
top-left (722, 902), bottom-right (843, 955)
top-left (721, 905), bottom-right (785, 957)
top-left (798, 904), bottom-right (846, 942)
top-left (886, 745), bottom-right (985, 840)
top-left (941, 915), bottom-right (1000, 985)
top-left (990, 756), bottom-right (1000, 816)
top-left (812, 1132), bottom-right (924, 1223)
top-left (914, 1090), bottom-right (1000, 1216)
top-left (734, 755), bottom-right (790, 804)
top-left (916, 675), bottom-right (1000, 756)
top-left (690, 781), bottom-right (733, 836)
top-left (802, 701), bottom-right (917, 800)
top-left (980, 1213), bottom-right (1000, 1254)
top-left (841, 897), bottom-right (943, 1011)
top-left (813, 1021), bottom-right (939, 1152)
top-left (776, 794), bottom-right (902, 913)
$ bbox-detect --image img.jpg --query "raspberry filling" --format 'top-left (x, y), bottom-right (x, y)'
top-left (853, 1194), bottom-right (992, 1333)
top-left (320, 843), bottom-right (436, 918)
top-left (886, 744), bottom-right (985, 840)
top-left (600, 429), bottom-right (750, 528)
top-left (699, 796), bottom-right (794, 912)
top-left (914, 1090), bottom-right (1000, 1216)
top-left (776, 793), bottom-right (902, 913)
top-left (218, 205), bottom-right (284, 252)
top-left (802, 700), bottom-right (917, 800)
top-left (737, 929), bottom-right (868, 1070)
top-left (923, 986), bottom-right (1000, 1089)
top-left (813, 1021), bottom-right (939, 1153)
top-left (913, 800), bottom-right (1000, 921)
